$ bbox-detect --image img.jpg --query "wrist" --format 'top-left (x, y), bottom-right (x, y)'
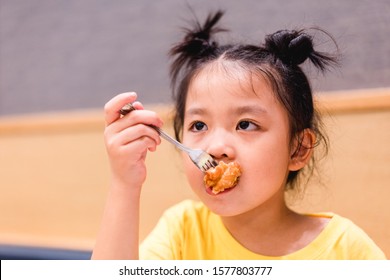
top-left (108, 177), bottom-right (142, 198)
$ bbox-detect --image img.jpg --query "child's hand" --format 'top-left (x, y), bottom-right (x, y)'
top-left (103, 92), bottom-right (163, 190)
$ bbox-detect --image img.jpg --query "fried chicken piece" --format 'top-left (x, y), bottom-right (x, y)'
top-left (204, 161), bottom-right (241, 194)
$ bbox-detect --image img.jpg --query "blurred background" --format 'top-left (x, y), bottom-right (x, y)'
top-left (0, 0), bottom-right (389, 259)
top-left (1, 0), bottom-right (390, 115)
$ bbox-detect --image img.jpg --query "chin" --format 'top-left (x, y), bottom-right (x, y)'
top-left (198, 194), bottom-right (248, 217)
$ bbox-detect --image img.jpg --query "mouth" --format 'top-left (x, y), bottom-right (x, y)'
top-left (203, 161), bottom-right (242, 195)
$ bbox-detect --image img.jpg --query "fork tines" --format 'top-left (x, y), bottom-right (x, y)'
top-left (202, 159), bottom-right (218, 172)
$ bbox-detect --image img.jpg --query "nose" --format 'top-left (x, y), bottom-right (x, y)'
top-left (205, 129), bottom-right (236, 160)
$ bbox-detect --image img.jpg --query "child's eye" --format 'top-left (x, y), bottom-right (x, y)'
top-left (237, 120), bottom-right (258, 131)
top-left (190, 121), bottom-right (207, 132)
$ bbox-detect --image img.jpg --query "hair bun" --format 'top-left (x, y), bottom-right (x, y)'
top-left (169, 10), bottom-right (226, 87)
top-left (170, 10), bottom-right (226, 58)
top-left (288, 34), bottom-right (314, 65)
top-left (265, 30), bottom-right (313, 66)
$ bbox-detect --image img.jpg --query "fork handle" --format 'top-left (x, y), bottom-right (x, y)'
top-left (151, 126), bottom-right (191, 153)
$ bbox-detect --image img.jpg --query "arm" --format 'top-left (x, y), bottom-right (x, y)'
top-left (91, 92), bottom-right (163, 259)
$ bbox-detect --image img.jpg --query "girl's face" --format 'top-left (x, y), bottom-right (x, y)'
top-left (181, 62), bottom-right (296, 217)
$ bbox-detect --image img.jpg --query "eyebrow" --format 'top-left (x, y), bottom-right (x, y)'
top-left (185, 107), bottom-right (207, 116)
top-left (185, 104), bottom-right (268, 117)
top-left (233, 105), bottom-right (268, 116)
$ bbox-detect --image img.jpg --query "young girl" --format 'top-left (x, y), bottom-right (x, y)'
top-left (92, 11), bottom-right (386, 259)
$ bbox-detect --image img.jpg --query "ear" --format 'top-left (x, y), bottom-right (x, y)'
top-left (288, 129), bottom-right (316, 171)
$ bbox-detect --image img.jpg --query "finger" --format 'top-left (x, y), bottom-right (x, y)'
top-left (117, 136), bottom-right (159, 165)
top-left (131, 135), bottom-right (160, 153)
top-left (132, 101), bottom-right (144, 110)
top-left (113, 134), bottom-right (159, 154)
top-left (105, 123), bottom-right (161, 152)
top-left (107, 109), bottom-right (164, 135)
top-left (119, 124), bottom-right (162, 147)
top-left (104, 92), bottom-right (137, 126)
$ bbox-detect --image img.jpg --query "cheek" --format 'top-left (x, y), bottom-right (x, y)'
top-left (243, 140), bottom-right (291, 185)
top-left (182, 154), bottom-right (204, 189)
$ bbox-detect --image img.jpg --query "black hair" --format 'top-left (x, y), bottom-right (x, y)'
top-left (169, 10), bottom-right (339, 190)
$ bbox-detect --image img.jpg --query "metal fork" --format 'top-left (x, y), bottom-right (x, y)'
top-left (120, 103), bottom-right (218, 172)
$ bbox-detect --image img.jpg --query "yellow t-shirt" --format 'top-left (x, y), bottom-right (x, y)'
top-left (140, 200), bottom-right (386, 260)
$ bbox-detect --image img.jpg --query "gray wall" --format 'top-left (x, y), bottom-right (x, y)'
top-left (1, 0), bottom-right (389, 116)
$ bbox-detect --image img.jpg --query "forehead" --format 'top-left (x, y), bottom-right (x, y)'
top-left (188, 60), bottom-right (274, 100)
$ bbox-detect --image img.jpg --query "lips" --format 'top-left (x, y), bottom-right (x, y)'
top-left (203, 161), bottom-right (242, 194)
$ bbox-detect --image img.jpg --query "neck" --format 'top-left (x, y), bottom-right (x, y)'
top-left (222, 193), bottom-right (293, 232)
top-left (220, 189), bottom-right (300, 255)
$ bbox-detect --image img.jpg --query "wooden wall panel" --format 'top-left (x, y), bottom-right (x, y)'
top-left (0, 89), bottom-right (389, 257)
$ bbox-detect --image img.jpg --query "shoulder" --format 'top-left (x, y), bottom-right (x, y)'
top-left (140, 200), bottom-right (215, 259)
top-left (309, 213), bottom-right (386, 259)
top-left (161, 199), bottom-right (211, 225)
top-left (328, 213), bottom-right (377, 242)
